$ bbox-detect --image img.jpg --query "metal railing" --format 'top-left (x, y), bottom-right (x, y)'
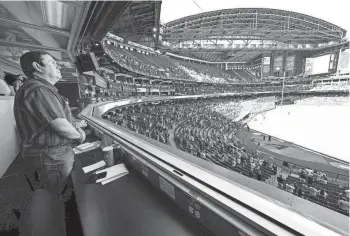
top-left (79, 112), bottom-right (348, 236)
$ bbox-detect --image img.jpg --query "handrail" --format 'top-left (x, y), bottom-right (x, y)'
top-left (119, 141), bottom-right (267, 236)
top-left (80, 114), bottom-right (347, 236)
top-left (83, 116), bottom-right (293, 236)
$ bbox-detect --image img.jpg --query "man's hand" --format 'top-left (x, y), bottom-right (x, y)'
top-left (75, 120), bottom-right (87, 128)
top-left (77, 128), bottom-right (86, 143)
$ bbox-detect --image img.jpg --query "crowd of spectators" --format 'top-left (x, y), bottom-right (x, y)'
top-left (103, 103), bottom-right (173, 144)
top-left (212, 101), bottom-right (241, 119)
top-left (103, 39), bottom-right (350, 92)
top-left (310, 82), bottom-right (349, 91)
top-left (104, 43), bottom-right (160, 78)
top-left (103, 41), bottom-right (258, 84)
top-left (102, 40), bottom-right (348, 97)
top-left (171, 98), bottom-right (280, 184)
top-left (102, 93), bottom-right (349, 215)
top-left (104, 41), bottom-right (196, 81)
top-left (90, 39), bottom-right (350, 216)
top-left (174, 60), bottom-right (237, 83)
top-left (280, 167), bottom-right (349, 215)
top-left (131, 51), bottom-right (194, 81)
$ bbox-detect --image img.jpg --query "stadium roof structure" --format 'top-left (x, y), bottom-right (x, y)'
top-left (162, 8), bottom-right (347, 62)
top-left (110, 1), bottom-right (161, 47)
top-left (0, 1), bottom-right (91, 78)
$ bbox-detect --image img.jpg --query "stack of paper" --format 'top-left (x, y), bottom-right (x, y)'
top-left (82, 160), bottom-right (106, 174)
top-left (73, 141), bottom-right (101, 154)
top-left (95, 164), bottom-right (129, 185)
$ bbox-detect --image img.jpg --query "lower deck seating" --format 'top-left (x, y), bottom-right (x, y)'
top-left (102, 94), bottom-right (349, 216)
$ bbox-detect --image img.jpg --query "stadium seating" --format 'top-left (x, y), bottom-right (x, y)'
top-left (102, 40), bottom-right (341, 98)
top-left (103, 41), bottom-right (247, 83)
top-left (102, 93), bottom-right (349, 216)
top-left (231, 69), bottom-right (256, 81)
top-left (311, 82), bottom-right (349, 91)
top-left (172, 59), bottom-right (238, 83)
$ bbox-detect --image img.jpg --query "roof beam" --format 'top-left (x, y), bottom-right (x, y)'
top-left (0, 55), bottom-right (72, 64)
top-left (67, 1), bottom-right (91, 55)
top-left (0, 16), bottom-right (70, 36)
top-left (58, 1), bottom-right (84, 7)
top-left (128, 5), bottom-right (137, 35)
top-left (164, 26), bottom-right (340, 37)
top-left (165, 10), bottom-right (345, 33)
top-left (164, 16), bottom-right (343, 42)
top-left (164, 36), bottom-right (332, 43)
top-left (0, 39), bottom-right (67, 52)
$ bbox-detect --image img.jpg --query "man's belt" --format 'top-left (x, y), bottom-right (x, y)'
top-left (23, 143), bottom-right (71, 153)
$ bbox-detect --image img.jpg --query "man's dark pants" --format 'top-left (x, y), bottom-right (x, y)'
top-left (18, 145), bottom-right (75, 235)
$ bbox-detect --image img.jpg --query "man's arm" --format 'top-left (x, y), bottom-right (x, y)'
top-left (50, 118), bottom-right (81, 139)
top-left (24, 87), bottom-right (85, 141)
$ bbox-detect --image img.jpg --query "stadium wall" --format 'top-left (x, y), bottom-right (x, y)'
top-left (0, 97), bottom-right (20, 177)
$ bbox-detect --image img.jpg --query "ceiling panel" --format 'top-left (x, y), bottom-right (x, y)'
top-left (0, 1), bottom-right (75, 31)
top-left (0, 1), bottom-right (90, 76)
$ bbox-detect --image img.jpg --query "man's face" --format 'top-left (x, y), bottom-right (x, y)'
top-left (40, 54), bottom-right (62, 80)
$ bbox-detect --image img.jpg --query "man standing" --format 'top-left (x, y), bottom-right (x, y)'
top-left (14, 51), bottom-right (86, 234)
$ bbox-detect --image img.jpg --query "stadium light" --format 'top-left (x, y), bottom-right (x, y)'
top-left (153, 27), bottom-right (157, 32)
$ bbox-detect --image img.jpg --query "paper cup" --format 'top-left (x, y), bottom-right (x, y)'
top-left (102, 146), bottom-right (114, 167)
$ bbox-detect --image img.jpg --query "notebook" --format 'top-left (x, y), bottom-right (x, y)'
top-left (73, 141), bottom-right (101, 154)
top-left (82, 160), bottom-right (106, 173)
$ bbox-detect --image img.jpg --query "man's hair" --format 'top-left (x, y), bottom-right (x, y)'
top-left (20, 51), bottom-right (49, 78)
top-left (3, 73), bottom-right (17, 86)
